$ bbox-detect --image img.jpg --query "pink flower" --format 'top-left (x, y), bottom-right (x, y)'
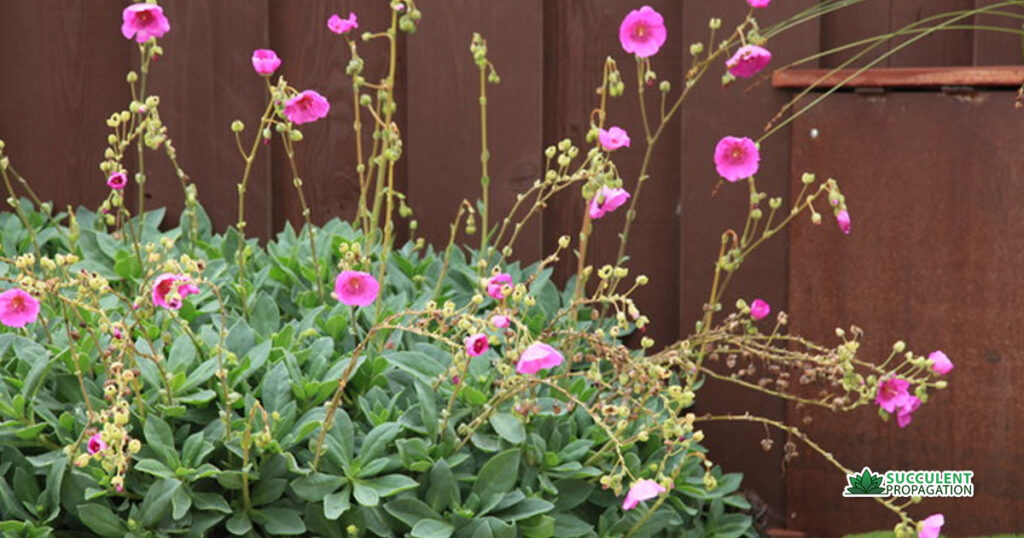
top-left (836, 210), bottom-right (852, 235)
top-left (750, 298), bottom-right (770, 321)
top-left (151, 273), bottom-right (200, 310)
top-left (327, 13), bottom-right (358, 35)
top-left (622, 479), bottom-right (666, 511)
top-left (726, 45), bottom-right (772, 78)
top-left (619, 6), bottom-right (667, 58)
top-left (919, 514), bottom-right (944, 538)
top-left (747, 0), bottom-right (772, 7)
top-left (284, 90), bottom-right (330, 125)
top-left (107, 172), bottom-right (128, 190)
top-left (491, 315), bottom-right (510, 329)
top-left (896, 395), bottom-right (921, 428)
top-left (598, 127), bottom-right (631, 151)
top-left (465, 333), bottom-right (489, 357)
top-left (334, 270), bottom-right (380, 307)
top-left (121, 3), bottom-right (170, 43)
top-left (87, 433), bottom-right (108, 455)
top-left (714, 136), bottom-right (760, 182)
top-left (928, 350), bottom-right (953, 375)
top-left (486, 273), bottom-right (513, 300)
top-left (516, 343), bottom-right (564, 375)
top-left (875, 377), bottom-right (910, 414)
top-left (589, 187), bottom-right (631, 220)
top-left (251, 49), bottom-right (281, 76)
top-left (0, 288), bottom-right (40, 328)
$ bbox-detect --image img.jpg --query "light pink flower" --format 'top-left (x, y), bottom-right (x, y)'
top-left (251, 49), bottom-right (281, 76)
top-left (0, 289), bottom-right (40, 328)
top-left (619, 6), bottom-right (667, 58)
top-left (836, 210), bottom-right (852, 235)
top-left (284, 90), bottom-right (330, 125)
top-left (726, 45), bottom-right (772, 78)
top-left (327, 13), bottom-right (358, 35)
top-left (598, 127), bottom-right (631, 151)
top-left (919, 514), bottom-right (944, 538)
top-left (87, 433), bottom-right (108, 455)
top-left (928, 350), bottom-right (953, 375)
top-left (875, 377), bottom-right (910, 414)
top-left (622, 479), bottom-right (666, 511)
top-left (491, 315), bottom-right (510, 329)
top-left (121, 3), bottom-right (170, 43)
top-left (152, 274), bottom-right (200, 310)
top-left (714, 136), bottom-right (760, 182)
top-left (589, 187), bottom-right (631, 220)
top-left (747, 0), bottom-right (772, 7)
top-left (750, 298), bottom-right (770, 321)
top-left (486, 273), bottom-right (513, 300)
top-left (896, 395), bottom-right (921, 428)
top-left (465, 333), bottom-right (489, 357)
top-left (107, 172), bottom-right (128, 190)
top-left (334, 270), bottom-right (380, 307)
top-left (516, 343), bottom-right (564, 375)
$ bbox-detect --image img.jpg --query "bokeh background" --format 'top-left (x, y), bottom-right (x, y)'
top-left (0, 1), bottom-right (1022, 535)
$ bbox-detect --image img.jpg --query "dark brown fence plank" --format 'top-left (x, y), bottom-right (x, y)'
top-left (819, 0), bottom-right (892, 68)
top-left (889, 0), bottom-right (975, 66)
top-left (146, 1), bottom-right (272, 236)
top-left (405, 0), bottom-right (543, 261)
top-left (973, 0), bottom-right (1024, 65)
top-left (787, 91), bottom-right (1024, 535)
top-left (680, 1), bottom-right (820, 524)
top-left (0, 1), bottom-right (129, 213)
top-left (541, 0), bottom-right (683, 348)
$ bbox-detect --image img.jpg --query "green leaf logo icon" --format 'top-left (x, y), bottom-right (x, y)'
top-left (843, 467), bottom-right (886, 496)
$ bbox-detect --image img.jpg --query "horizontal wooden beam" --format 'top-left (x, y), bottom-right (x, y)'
top-left (772, 66), bottom-right (1024, 89)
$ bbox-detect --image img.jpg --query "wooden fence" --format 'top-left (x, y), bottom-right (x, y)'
top-left (0, 0), bottom-right (1022, 535)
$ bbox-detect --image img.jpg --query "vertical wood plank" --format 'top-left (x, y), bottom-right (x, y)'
top-left (404, 0), bottom-right (543, 261)
top-left (679, 1), bottom-right (820, 525)
top-left (0, 1), bottom-right (129, 213)
top-left (819, 0), bottom-right (892, 68)
top-left (973, 0), bottom-right (1024, 65)
top-left (145, 1), bottom-right (272, 236)
top-left (787, 92), bottom-right (1024, 535)
top-left (542, 0), bottom-right (683, 347)
top-left (267, 0), bottom-right (396, 231)
top-left (889, 0), bottom-right (975, 67)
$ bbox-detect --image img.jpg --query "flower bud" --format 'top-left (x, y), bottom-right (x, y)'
top-left (231, 120), bottom-right (245, 132)
top-left (801, 172), bottom-right (816, 185)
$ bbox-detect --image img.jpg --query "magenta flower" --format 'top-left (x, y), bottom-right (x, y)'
top-left (598, 127), bottom-right (631, 151)
top-left (284, 90), bottom-right (330, 125)
top-left (87, 433), bottom-right (108, 455)
top-left (836, 210), bottom-right (852, 235)
top-left (0, 288), bottom-right (40, 328)
top-left (618, 6), bottom-right (667, 58)
top-left (919, 514), bottom-right (944, 538)
top-left (747, 0), bottom-right (772, 7)
top-left (486, 273), bottom-right (513, 300)
top-left (516, 343), bottom-right (564, 375)
top-left (107, 171), bottom-right (128, 190)
top-left (928, 350), bottom-right (953, 375)
top-left (726, 45), bottom-right (772, 79)
top-left (896, 395), bottom-right (921, 428)
top-left (152, 273), bottom-right (200, 310)
top-left (491, 315), bottom-right (510, 329)
top-left (622, 479), bottom-right (666, 511)
top-left (589, 187), bottom-right (631, 220)
top-left (121, 3), bottom-right (170, 43)
top-left (465, 333), bottom-right (489, 357)
top-left (750, 298), bottom-right (770, 321)
top-left (714, 136), bottom-right (760, 182)
top-left (251, 49), bottom-right (282, 76)
top-left (875, 377), bottom-right (910, 414)
top-left (327, 13), bottom-right (358, 35)
top-left (334, 270), bottom-right (380, 307)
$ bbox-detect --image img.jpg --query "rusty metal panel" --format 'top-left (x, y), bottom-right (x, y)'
top-left (787, 90), bottom-right (1024, 535)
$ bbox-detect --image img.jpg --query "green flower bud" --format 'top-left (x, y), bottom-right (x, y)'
top-left (231, 120), bottom-right (245, 132)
